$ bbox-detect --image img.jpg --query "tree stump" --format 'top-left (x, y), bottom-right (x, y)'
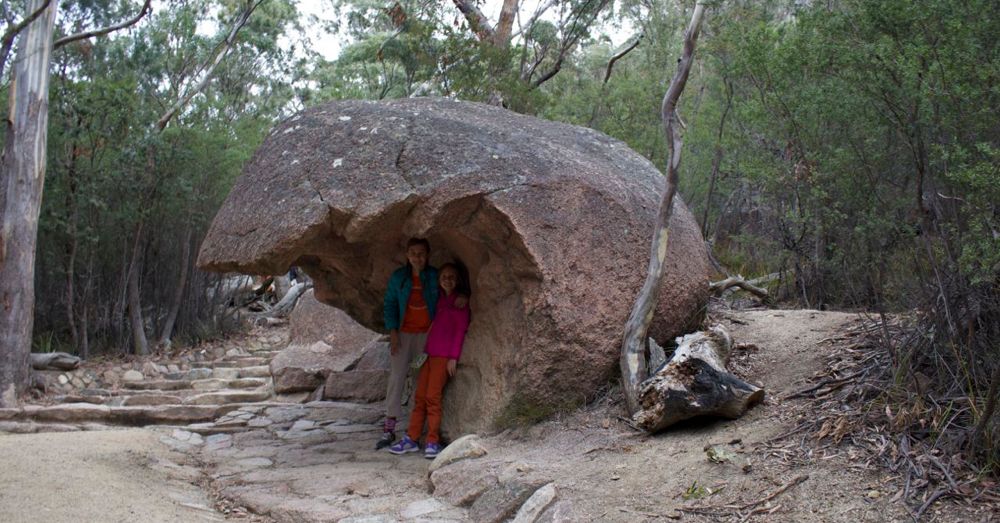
top-left (633, 325), bottom-right (764, 432)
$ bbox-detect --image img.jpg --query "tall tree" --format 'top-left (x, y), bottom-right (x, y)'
top-left (0, 0), bottom-right (150, 405)
top-left (0, 0), bottom-right (57, 407)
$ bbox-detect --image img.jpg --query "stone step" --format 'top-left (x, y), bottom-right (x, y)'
top-left (120, 394), bottom-right (185, 407)
top-left (6, 403), bottom-right (236, 426)
top-left (238, 366), bottom-right (271, 378)
top-left (212, 357), bottom-right (269, 368)
top-left (123, 377), bottom-right (269, 391)
top-left (183, 389), bottom-right (273, 406)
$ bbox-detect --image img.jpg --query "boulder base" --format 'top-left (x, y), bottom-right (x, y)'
top-left (270, 290), bottom-right (381, 393)
top-left (199, 98), bottom-right (711, 432)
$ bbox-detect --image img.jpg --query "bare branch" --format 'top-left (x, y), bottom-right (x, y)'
top-left (156, 0), bottom-right (264, 132)
top-left (530, 0), bottom-right (610, 89)
top-left (0, 0), bottom-right (53, 80)
top-left (54, 0), bottom-right (153, 49)
top-left (602, 32), bottom-right (643, 85)
top-left (709, 274), bottom-right (773, 303)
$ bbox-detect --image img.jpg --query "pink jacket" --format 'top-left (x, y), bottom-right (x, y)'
top-left (424, 293), bottom-right (470, 360)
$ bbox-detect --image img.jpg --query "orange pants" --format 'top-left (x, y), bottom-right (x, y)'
top-left (406, 356), bottom-right (450, 444)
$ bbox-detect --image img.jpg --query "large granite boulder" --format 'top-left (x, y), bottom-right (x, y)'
top-left (270, 289), bottom-right (381, 393)
top-left (199, 98), bottom-right (711, 432)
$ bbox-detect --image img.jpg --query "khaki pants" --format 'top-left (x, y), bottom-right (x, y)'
top-left (386, 331), bottom-right (427, 419)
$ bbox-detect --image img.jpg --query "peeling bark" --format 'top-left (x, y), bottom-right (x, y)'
top-left (0, 0), bottom-right (56, 408)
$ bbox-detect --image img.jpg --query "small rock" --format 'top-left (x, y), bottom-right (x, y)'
top-left (290, 419), bottom-right (317, 432)
top-left (400, 498), bottom-right (447, 519)
top-left (204, 433), bottom-right (232, 451)
top-left (122, 370), bottom-right (144, 382)
top-left (471, 478), bottom-right (548, 523)
top-left (867, 490), bottom-right (881, 499)
top-left (248, 417), bottom-right (274, 428)
top-left (428, 434), bottom-right (488, 473)
top-left (167, 364), bottom-right (180, 373)
top-left (183, 368), bottom-right (212, 380)
top-left (235, 457), bottom-right (273, 469)
top-left (57, 374), bottom-right (69, 385)
top-left (430, 465), bottom-right (498, 507)
top-left (513, 483), bottom-right (557, 523)
top-left (225, 348), bottom-right (245, 358)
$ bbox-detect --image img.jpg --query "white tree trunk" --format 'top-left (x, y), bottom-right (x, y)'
top-left (0, 0), bottom-right (56, 408)
top-left (620, 2), bottom-right (706, 414)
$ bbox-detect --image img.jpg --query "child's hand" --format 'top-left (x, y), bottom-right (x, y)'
top-left (447, 359), bottom-right (457, 377)
top-left (390, 330), bottom-right (399, 355)
top-left (455, 295), bottom-right (468, 308)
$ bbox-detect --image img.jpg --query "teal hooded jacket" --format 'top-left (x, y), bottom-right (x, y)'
top-left (383, 265), bottom-right (440, 331)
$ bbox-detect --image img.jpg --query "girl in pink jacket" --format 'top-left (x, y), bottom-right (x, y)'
top-left (389, 263), bottom-right (470, 458)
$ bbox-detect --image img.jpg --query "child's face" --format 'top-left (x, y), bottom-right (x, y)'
top-left (406, 244), bottom-right (428, 272)
top-left (439, 268), bottom-right (458, 294)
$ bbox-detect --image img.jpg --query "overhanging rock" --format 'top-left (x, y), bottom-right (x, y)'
top-left (198, 98), bottom-right (711, 433)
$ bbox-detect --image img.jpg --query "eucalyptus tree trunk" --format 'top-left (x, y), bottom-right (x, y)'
top-left (620, 2), bottom-right (706, 415)
top-left (126, 221), bottom-right (149, 355)
top-left (157, 222), bottom-right (192, 348)
top-left (0, 0), bottom-right (57, 408)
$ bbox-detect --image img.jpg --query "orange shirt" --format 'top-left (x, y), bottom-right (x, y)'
top-left (401, 276), bottom-right (431, 333)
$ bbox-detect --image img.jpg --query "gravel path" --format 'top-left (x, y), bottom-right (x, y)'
top-left (0, 429), bottom-right (222, 523)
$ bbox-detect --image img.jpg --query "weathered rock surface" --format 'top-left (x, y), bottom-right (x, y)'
top-left (270, 290), bottom-right (381, 393)
top-left (198, 98), bottom-right (712, 432)
top-left (323, 370), bottom-right (387, 402)
top-left (430, 462), bottom-right (498, 507)
top-left (471, 478), bottom-right (547, 523)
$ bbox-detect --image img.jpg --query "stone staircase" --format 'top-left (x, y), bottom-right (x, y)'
top-left (0, 340), bottom-right (288, 434)
top-left (1, 329), bottom-right (558, 522)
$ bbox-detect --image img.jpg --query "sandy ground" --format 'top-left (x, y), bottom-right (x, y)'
top-left (445, 309), bottom-right (913, 522)
top-left (0, 428), bottom-right (223, 523)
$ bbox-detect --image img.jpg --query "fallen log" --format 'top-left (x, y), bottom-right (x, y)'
top-left (30, 352), bottom-right (81, 371)
top-left (262, 280), bottom-right (312, 318)
top-left (709, 274), bottom-right (775, 302)
top-left (633, 325), bottom-right (764, 432)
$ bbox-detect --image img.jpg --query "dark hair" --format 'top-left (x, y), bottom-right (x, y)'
top-left (406, 237), bottom-right (430, 252)
top-left (439, 261), bottom-right (471, 298)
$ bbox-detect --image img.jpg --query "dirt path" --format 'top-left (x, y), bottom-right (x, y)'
top-left (2, 309), bottom-right (990, 522)
top-left (0, 429), bottom-right (222, 523)
top-left (441, 308), bottom-right (914, 522)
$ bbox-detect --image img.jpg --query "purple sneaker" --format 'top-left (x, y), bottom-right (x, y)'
top-left (424, 442), bottom-right (442, 459)
top-left (388, 435), bottom-right (420, 455)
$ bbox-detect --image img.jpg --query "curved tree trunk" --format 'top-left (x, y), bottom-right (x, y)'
top-left (157, 221), bottom-right (192, 348)
top-left (620, 2), bottom-right (706, 415)
top-left (126, 221), bottom-right (149, 355)
top-left (0, 0), bottom-right (57, 408)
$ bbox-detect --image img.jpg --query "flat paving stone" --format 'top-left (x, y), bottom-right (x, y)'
top-left (239, 366), bottom-right (271, 378)
top-left (184, 390), bottom-right (272, 405)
